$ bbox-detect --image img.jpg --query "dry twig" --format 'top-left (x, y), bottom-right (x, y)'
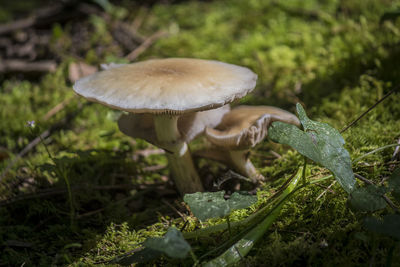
top-left (0, 59), bottom-right (57, 73)
top-left (125, 30), bottom-right (168, 61)
top-left (316, 180), bottom-right (336, 200)
top-left (42, 96), bottom-right (75, 121)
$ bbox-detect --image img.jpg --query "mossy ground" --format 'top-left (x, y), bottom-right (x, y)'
top-left (1, 0), bottom-right (400, 266)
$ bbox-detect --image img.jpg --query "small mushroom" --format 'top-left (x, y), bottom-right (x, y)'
top-left (73, 58), bottom-right (257, 195)
top-left (118, 105), bottom-right (231, 152)
top-left (202, 105), bottom-right (300, 182)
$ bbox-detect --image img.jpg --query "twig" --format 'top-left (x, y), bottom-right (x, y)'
top-left (391, 138), bottom-right (400, 161)
top-left (355, 173), bottom-right (399, 213)
top-left (161, 198), bottom-right (186, 219)
top-left (354, 173), bottom-right (374, 185)
top-left (0, 17), bottom-right (36, 35)
top-left (341, 86), bottom-right (397, 133)
top-left (76, 207), bottom-right (105, 219)
top-left (42, 96), bottom-right (75, 121)
top-left (132, 148), bottom-right (164, 161)
top-left (142, 165), bottom-right (167, 172)
top-left (316, 180), bottom-right (336, 200)
top-left (132, 6), bottom-right (148, 31)
top-left (0, 59), bottom-right (57, 73)
top-left (125, 30), bottom-right (168, 61)
top-left (383, 195), bottom-right (400, 213)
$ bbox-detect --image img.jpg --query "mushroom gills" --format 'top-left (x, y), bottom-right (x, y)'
top-left (203, 105), bottom-right (300, 182)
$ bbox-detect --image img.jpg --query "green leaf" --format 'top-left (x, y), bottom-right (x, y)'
top-left (364, 215), bottom-right (400, 240)
top-left (184, 191), bottom-right (257, 221)
top-left (144, 227), bottom-right (191, 259)
top-left (269, 103), bottom-right (356, 193)
top-left (350, 185), bottom-right (387, 212)
top-left (228, 192), bottom-right (258, 210)
top-left (184, 191), bottom-right (229, 221)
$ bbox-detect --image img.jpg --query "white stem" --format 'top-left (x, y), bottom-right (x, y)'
top-left (196, 148), bottom-right (265, 183)
top-left (154, 115), bottom-right (204, 194)
top-left (228, 150), bottom-right (265, 183)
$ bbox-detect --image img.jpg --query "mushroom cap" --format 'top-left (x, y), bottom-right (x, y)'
top-left (205, 105), bottom-right (300, 149)
top-left (73, 58), bottom-right (257, 115)
top-left (118, 105), bottom-right (231, 147)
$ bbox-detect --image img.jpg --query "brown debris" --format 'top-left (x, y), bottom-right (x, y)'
top-left (125, 30), bottom-right (168, 61)
top-left (68, 62), bottom-right (98, 83)
top-left (0, 59), bottom-right (57, 73)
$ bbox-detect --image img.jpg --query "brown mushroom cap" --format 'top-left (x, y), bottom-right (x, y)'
top-left (205, 105), bottom-right (300, 149)
top-left (73, 58), bottom-right (257, 114)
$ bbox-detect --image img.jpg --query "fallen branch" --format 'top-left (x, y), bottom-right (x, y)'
top-left (0, 59), bottom-right (57, 73)
top-left (315, 180), bottom-right (336, 200)
top-left (42, 96), bottom-right (75, 121)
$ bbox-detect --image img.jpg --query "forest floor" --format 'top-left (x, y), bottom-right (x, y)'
top-left (1, 0), bottom-right (400, 266)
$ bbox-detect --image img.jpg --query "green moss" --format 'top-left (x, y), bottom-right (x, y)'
top-left (1, 0), bottom-right (400, 265)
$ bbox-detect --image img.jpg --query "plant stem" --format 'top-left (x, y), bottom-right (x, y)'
top-left (153, 115), bottom-right (204, 194)
top-left (226, 217), bottom-right (232, 236)
top-left (33, 128), bottom-right (75, 227)
top-left (302, 156), bottom-right (307, 184)
top-left (340, 88), bottom-right (396, 133)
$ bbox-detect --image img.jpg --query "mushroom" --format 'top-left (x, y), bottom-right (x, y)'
top-left (202, 105), bottom-right (300, 182)
top-left (73, 58), bottom-right (257, 195)
top-left (117, 105), bottom-right (231, 152)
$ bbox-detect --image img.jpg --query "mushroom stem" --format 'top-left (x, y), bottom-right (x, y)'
top-left (195, 148), bottom-right (265, 183)
top-left (154, 115), bottom-right (204, 194)
top-left (229, 150), bottom-right (265, 183)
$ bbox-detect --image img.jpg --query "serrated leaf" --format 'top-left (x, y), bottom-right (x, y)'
top-left (350, 185), bottom-right (387, 212)
top-left (184, 191), bottom-right (229, 221)
top-left (144, 227), bottom-right (190, 259)
top-left (364, 214), bottom-right (400, 240)
top-left (184, 191), bottom-right (257, 221)
top-left (269, 103), bottom-right (356, 193)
